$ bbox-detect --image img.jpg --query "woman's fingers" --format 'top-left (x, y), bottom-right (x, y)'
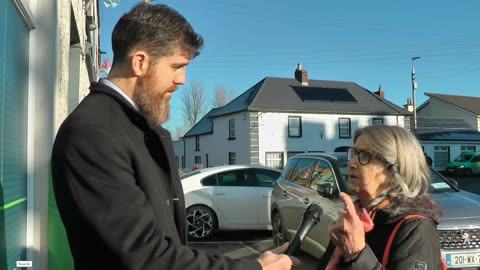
top-left (339, 192), bottom-right (357, 219)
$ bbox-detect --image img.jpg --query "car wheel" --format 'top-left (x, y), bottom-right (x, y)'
top-left (186, 206), bottom-right (217, 240)
top-left (465, 168), bottom-right (472, 176)
top-left (272, 212), bottom-right (287, 247)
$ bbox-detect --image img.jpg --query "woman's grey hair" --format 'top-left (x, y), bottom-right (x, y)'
top-left (354, 125), bottom-right (430, 198)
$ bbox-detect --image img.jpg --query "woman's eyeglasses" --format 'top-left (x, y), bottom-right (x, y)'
top-left (347, 148), bottom-right (376, 165)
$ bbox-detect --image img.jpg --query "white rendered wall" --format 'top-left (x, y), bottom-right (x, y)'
top-left (257, 112), bottom-right (403, 167)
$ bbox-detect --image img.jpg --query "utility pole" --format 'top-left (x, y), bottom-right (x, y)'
top-left (411, 56), bottom-right (421, 135)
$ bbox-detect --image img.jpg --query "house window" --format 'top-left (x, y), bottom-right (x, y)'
top-left (288, 116), bottom-right (302, 137)
top-left (195, 136), bottom-right (200, 151)
top-left (206, 154), bottom-right (209, 168)
top-left (434, 146), bottom-right (449, 170)
top-left (195, 155), bottom-right (202, 164)
top-left (181, 156), bottom-right (185, 169)
top-left (228, 119), bottom-right (236, 140)
top-left (338, 118), bottom-right (351, 138)
top-left (372, 118), bottom-right (384, 125)
top-left (266, 152), bottom-right (284, 169)
top-left (461, 146), bottom-right (476, 153)
top-left (228, 152), bottom-right (236, 165)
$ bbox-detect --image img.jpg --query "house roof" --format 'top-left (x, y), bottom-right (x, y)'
top-left (424, 92), bottom-right (480, 115)
top-left (416, 117), bottom-right (474, 134)
top-left (210, 77), bottom-right (409, 118)
top-left (184, 76), bottom-right (410, 137)
top-left (183, 108), bottom-right (221, 137)
top-left (416, 130), bottom-right (480, 142)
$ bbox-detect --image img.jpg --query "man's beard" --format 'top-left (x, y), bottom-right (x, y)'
top-left (132, 70), bottom-right (177, 126)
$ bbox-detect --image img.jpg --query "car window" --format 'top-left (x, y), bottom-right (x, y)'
top-left (454, 154), bottom-right (473, 162)
top-left (201, 174), bottom-right (218, 186)
top-left (471, 156), bottom-right (480, 162)
top-left (281, 159), bottom-right (298, 180)
top-left (216, 171), bottom-right (248, 186)
top-left (253, 169), bottom-right (281, 187)
top-left (309, 160), bottom-right (338, 193)
top-left (289, 159), bottom-right (315, 187)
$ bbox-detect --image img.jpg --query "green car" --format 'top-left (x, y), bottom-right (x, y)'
top-left (445, 151), bottom-right (480, 176)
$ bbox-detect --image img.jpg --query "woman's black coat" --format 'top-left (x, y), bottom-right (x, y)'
top-left (337, 195), bottom-right (444, 269)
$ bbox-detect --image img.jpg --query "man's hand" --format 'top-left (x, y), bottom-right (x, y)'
top-left (257, 242), bottom-right (301, 270)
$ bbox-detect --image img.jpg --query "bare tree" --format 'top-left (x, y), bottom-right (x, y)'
top-left (213, 85), bottom-right (237, 108)
top-left (181, 81), bottom-right (207, 129)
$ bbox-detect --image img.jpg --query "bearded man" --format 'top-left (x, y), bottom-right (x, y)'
top-left (51, 3), bottom-right (298, 270)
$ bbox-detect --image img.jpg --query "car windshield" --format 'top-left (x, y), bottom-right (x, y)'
top-left (429, 168), bottom-right (456, 193)
top-left (454, 154), bottom-right (473, 162)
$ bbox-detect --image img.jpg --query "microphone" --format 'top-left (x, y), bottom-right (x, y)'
top-left (285, 203), bottom-right (323, 255)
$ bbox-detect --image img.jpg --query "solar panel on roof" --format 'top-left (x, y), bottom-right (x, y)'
top-left (292, 86), bottom-right (358, 102)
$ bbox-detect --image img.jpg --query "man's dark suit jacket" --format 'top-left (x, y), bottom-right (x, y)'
top-left (51, 82), bottom-right (261, 270)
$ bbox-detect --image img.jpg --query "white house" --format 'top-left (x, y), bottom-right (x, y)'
top-left (174, 64), bottom-right (410, 170)
top-left (0, 1), bottom-right (99, 269)
top-left (413, 93), bottom-right (480, 171)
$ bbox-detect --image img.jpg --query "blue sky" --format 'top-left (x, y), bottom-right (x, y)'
top-left (99, 0), bottom-right (480, 133)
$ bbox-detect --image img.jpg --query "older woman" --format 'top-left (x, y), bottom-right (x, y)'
top-left (328, 125), bottom-right (444, 269)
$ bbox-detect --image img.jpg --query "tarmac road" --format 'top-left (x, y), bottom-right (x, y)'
top-left (188, 230), bottom-right (321, 270)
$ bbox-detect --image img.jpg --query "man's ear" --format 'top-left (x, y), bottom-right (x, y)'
top-left (131, 51), bottom-right (150, 76)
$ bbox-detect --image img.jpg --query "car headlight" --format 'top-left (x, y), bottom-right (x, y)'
top-left (458, 165), bottom-right (464, 168)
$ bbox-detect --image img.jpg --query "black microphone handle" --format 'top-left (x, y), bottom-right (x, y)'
top-left (285, 216), bottom-right (318, 255)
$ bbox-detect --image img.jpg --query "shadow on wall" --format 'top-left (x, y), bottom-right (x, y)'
top-left (0, 181), bottom-right (7, 270)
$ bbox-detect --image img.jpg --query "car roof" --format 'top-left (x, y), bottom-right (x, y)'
top-left (188, 164), bottom-right (281, 174)
top-left (289, 152), bottom-right (348, 163)
top-left (459, 151), bottom-right (479, 155)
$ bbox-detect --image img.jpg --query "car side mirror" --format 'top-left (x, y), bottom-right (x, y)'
top-left (316, 183), bottom-right (334, 197)
top-left (447, 178), bottom-right (459, 189)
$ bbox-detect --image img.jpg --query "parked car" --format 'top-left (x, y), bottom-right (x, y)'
top-left (181, 165), bottom-right (281, 240)
top-left (271, 152), bottom-right (480, 269)
top-left (445, 151), bottom-right (480, 176)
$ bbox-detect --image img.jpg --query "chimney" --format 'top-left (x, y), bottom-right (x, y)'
top-left (374, 84), bottom-right (385, 98)
top-left (404, 98), bottom-right (414, 112)
top-left (294, 63), bottom-right (308, 86)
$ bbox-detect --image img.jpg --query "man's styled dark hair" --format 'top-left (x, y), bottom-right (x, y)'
top-left (111, 3), bottom-right (204, 65)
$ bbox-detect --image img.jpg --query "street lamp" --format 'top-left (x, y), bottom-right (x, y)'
top-left (411, 56), bottom-right (421, 135)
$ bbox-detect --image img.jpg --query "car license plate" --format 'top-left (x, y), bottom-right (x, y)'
top-left (447, 168), bottom-right (454, 172)
top-left (446, 253), bottom-right (480, 267)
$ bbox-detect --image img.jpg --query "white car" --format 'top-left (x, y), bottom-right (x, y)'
top-left (181, 165), bottom-right (281, 240)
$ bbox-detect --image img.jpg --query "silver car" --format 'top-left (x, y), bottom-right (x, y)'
top-left (270, 152), bottom-right (480, 269)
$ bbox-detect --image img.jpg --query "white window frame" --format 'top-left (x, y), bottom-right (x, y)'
top-left (338, 118), bottom-right (351, 138)
top-left (288, 116), bottom-right (302, 137)
top-left (228, 152), bottom-right (236, 165)
top-left (372, 118), bottom-right (384, 125)
top-left (461, 146), bottom-right (476, 153)
top-left (265, 152), bottom-right (284, 169)
top-left (228, 119), bottom-right (235, 139)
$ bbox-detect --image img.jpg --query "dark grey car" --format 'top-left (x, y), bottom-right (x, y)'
top-left (270, 153), bottom-right (480, 269)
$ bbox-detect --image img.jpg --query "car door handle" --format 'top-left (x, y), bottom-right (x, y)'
top-left (303, 198), bottom-right (310, 204)
top-left (213, 192), bottom-right (224, 195)
top-left (262, 194), bottom-right (270, 198)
